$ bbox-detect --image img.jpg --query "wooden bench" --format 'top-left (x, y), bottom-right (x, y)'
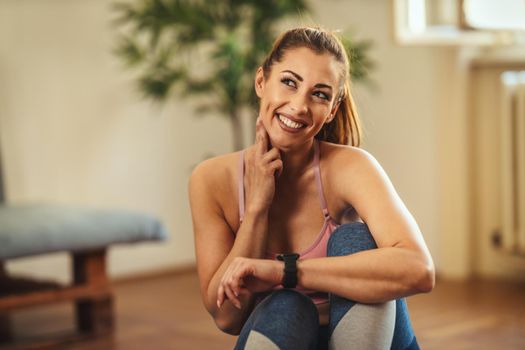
top-left (0, 203), bottom-right (167, 348)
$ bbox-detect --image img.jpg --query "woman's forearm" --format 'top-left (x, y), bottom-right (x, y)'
top-left (297, 247), bottom-right (435, 304)
top-left (207, 208), bottom-right (270, 334)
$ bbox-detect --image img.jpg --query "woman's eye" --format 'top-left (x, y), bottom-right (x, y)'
top-left (314, 91), bottom-right (330, 100)
top-left (281, 78), bottom-right (296, 88)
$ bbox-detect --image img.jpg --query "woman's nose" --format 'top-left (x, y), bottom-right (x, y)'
top-left (289, 93), bottom-right (308, 114)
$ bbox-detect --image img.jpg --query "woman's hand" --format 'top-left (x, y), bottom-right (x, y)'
top-left (244, 117), bottom-right (283, 213)
top-left (217, 257), bottom-right (283, 309)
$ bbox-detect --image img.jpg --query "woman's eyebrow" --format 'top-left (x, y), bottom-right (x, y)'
top-left (281, 70), bottom-right (333, 90)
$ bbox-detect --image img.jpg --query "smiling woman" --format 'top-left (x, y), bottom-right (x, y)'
top-left (256, 47), bottom-right (342, 148)
top-left (188, 27), bottom-right (433, 349)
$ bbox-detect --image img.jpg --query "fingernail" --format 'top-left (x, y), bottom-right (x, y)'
top-left (234, 291), bottom-right (239, 297)
top-left (236, 302), bottom-right (242, 309)
top-left (217, 300), bottom-right (221, 309)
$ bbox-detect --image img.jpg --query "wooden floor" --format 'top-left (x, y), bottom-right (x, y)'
top-left (5, 271), bottom-right (525, 349)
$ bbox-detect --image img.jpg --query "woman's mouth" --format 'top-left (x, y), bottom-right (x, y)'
top-left (275, 113), bottom-right (306, 133)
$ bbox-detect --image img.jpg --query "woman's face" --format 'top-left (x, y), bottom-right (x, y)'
top-left (255, 46), bottom-right (341, 150)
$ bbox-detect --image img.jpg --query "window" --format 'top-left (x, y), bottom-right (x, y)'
top-left (394, 0), bottom-right (525, 45)
top-left (462, 0), bottom-right (525, 30)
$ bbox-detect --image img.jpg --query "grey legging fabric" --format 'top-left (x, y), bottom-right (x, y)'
top-left (234, 222), bottom-right (420, 350)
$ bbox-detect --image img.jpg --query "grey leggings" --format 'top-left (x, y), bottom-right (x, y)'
top-left (234, 222), bottom-right (420, 349)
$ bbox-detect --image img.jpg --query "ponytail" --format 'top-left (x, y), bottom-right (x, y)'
top-left (315, 81), bottom-right (362, 146)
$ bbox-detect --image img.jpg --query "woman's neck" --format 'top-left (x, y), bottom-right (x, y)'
top-left (276, 139), bottom-right (316, 181)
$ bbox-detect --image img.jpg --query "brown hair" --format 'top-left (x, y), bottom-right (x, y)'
top-left (261, 27), bottom-right (362, 147)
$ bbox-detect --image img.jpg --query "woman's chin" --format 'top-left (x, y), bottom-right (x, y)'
top-left (267, 135), bottom-right (303, 151)
top-left (266, 123), bottom-right (313, 150)
top-left (267, 134), bottom-right (288, 149)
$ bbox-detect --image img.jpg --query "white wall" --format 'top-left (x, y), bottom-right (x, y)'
top-left (0, 0), bottom-right (472, 281)
top-left (0, 0), bottom-right (232, 282)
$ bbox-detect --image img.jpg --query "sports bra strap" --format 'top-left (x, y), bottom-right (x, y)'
top-left (238, 150), bottom-right (245, 223)
top-left (313, 140), bottom-right (330, 218)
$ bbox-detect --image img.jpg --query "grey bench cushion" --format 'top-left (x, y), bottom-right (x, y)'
top-left (0, 203), bottom-right (168, 260)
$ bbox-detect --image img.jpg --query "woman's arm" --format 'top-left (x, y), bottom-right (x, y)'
top-left (189, 119), bottom-right (283, 335)
top-left (189, 160), bottom-right (268, 335)
top-left (218, 146), bottom-right (435, 305)
top-left (297, 147), bottom-right (435, 302)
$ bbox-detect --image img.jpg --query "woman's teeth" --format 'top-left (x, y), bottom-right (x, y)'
top-left (278, 114), bottom-right (304, 129)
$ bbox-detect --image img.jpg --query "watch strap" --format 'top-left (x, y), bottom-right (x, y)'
top-left (276, 253), bottom-right (300, 288)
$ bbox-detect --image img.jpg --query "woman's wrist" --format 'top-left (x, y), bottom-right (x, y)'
top-left (244, 206), bottom-right (270, 220)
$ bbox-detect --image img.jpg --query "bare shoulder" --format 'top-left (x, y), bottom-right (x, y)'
top-left (319, 141), bottom-right (393, 202)
top-left (319, 140), bottom-right (400, 220)
top-left (188, 151), bottom-right (243, 222)
top-left (189, 152), bottom-right (240, 193)
top-left (319, 141), bottom-right (379, 175)
top-left (320, 141), bottom-right (427, 248)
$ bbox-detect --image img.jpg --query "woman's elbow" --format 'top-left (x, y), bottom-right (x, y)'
top-left (415, 261), bottom-right (435, 293)
top-left (208, 303), bottom-right (242, 335)
top-left (215, 316), bottom-right (242, 336)
top-left (205, 294), bottom-right (244, 335)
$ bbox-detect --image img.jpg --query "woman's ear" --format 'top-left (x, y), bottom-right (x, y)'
top-left (326, 101), bottom-right (341, 123)
top-left (254, 67), bottom-right (265, 98)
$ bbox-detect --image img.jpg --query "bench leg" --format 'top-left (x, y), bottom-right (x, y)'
top-left (72, 250), bottom-right (114, 336)
top-left (76, 297), bottom-right (113, 335)
top-left (0, 313), bottom-right (11, 343)
top-left (0, 261), bottom-right (11, 342)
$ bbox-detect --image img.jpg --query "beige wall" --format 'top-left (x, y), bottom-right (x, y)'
top-left (314, 0), bottom-right (445, 272)
top-left (0, 0), bottom-right (485, 282)
top-left (0, 0), bottom-right (230, 282)
top-left (470, 65), bottom-right (525, 280)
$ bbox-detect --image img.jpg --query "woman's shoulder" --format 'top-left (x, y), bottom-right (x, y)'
top-left (190, 150), bottom-right (242, 187)
top-left (318, 141), bottom-right (389, 194)
top-left (319, 140), bottom-right (377, 169)
top-left (318, 141), bottom-right (394, 205)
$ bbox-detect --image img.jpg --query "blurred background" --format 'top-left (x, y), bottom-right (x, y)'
top-left (1, 0), bottom-right (524, 349)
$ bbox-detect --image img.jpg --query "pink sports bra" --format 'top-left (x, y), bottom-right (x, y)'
top-left (237, 139), bottom-right (340, 305)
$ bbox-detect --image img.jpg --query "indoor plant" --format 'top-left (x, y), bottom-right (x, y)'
top-left (113, 0), bottom-right (373, 150)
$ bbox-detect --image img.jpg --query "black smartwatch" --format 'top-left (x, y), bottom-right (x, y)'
top-left (276, 253), bottom-right (300, 288)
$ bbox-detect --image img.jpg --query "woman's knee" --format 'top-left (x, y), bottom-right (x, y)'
top-left (236, 290), bottom-right (319, 350)
top-left (327, 222), bottom-right (377, 257)
top-left (258, 289), bottom-right (318, 319)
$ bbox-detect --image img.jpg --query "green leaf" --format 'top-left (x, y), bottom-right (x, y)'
top-left (113, 35), bottom-right (144, 67)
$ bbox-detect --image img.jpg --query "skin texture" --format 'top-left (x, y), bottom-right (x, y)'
top-left (188, 47), bottom-right (435, 335)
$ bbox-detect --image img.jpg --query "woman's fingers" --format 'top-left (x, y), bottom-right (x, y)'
top-left (261, 147), bottom-right (281, 163)
top-left (217, 260), bottom-right (244, 310)
top-left (217, 284), bottom-right (224, 308)
top-left (247, 116), bottom-right (281, 212)
top-left (255, 117), bottom-right (261, 141)
top-left (256, 118), bottom-right (269, 156)
top-left (255, 118), bottom-right (262, 154)
top-left (218, 273), bottom-right (232, 309)
top-left (224, 284), bottom-right (241, 309)
top-left (255, 117), bottom-right (280, 166)
top-left (226, 267), bottom-right (242, 309)
top-left (218, 280), bottom-right (240, 309)
top-left (269, 159), bottom-right (283, 177)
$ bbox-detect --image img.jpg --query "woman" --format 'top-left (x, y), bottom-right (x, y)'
top-left (189, 27), bottom-right (434, 349)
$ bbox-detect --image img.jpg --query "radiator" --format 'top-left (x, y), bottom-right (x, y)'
top-left (500, 71), bottom-right (525, 255)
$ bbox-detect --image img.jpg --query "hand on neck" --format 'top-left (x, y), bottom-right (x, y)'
top-left (275, 139), bottom-right (316, 181)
